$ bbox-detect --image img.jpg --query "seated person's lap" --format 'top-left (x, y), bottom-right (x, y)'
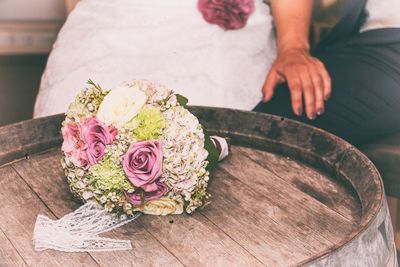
top-left (254, 40), bottom-right (400, 146)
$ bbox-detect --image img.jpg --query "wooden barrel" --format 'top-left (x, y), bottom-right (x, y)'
top-left (0, 107), bottom-right (396, 267)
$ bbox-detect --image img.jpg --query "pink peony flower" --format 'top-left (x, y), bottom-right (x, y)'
top-left (126, 181), bottom-right (168, 206)
top-left (62, 122), bottom-right (89, 168)
top-left (122, 140), bottom-right (163, 192)
top-left (81, 117), bottom-right (117, 166)
top-left (198, 0), bottom-right (255, 30)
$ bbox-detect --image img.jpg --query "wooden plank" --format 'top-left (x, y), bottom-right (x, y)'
top-left (0, 22), bottom-right (62, 56)
top-left (9, 146), bottom-right (358, 266)
top-left (0, 114), bottom-right (63, 166)
top-left (218, 149), bottom-right (357, 244)
top-left (201, 168), bottom-right (334, 266)
top-left (0, 229), bottom-right (27, 267)
top-left (88, 222), bottom-right (183, 267)
top-left (138, 212), bottom-right (265, 267)
top-left (13, 148), bottom-right (265, 267)
top-left (0, 166), bottom-right (99, 267)
top-left (234, 146), bottom-right (362, 222)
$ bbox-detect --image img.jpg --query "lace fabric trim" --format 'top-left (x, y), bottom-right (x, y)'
top-left (33, 201), bottom-right (141, 252)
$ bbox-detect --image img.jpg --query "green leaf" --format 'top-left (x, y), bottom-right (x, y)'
top-left (203, 128), bottom-right (219, 173)
top-left (176, 94), bottom-right (189, 107)
top-left (87, 79), bottom-right (103, 91)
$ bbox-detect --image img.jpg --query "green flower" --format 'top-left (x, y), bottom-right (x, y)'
top-left (130, 105), bottom-right (166, 140)
top-left (89, 155), bottom-right (134, 192)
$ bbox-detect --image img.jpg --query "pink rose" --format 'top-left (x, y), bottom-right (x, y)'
top-left (61, 122), bottom-right (89, 168)
top-left (81, 117), bottom-right (117, 166)
top-left (126, 181), bottom-right (168, 206)
top-left (198, 0), bottom-right (255, 30)
top-left (68, 149), bottom-right (89, 169)
top-left (122, 140), bottom-right (163, 192)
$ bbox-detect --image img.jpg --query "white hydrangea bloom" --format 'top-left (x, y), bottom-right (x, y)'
top-left (161, 106), bottom-right (210, 213)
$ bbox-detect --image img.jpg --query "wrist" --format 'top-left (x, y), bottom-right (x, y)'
top-left (277, 39), bottom-right (310, 55)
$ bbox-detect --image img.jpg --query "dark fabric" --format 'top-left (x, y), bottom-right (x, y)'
top-left (254, 39), bottom-right (400, 146)
top-left (348, 28), bottom-right (400, 45)
top-left (317, 0), bottom-right (367, 49)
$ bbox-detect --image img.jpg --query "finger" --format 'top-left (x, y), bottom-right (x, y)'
top-left (262, 68), bottom-right (280, 102)
top-left (309, 66), bottom-right (325, 115)
top-left (314, 81), bottom-right (325, 116)
top-left (276, 73), bottom-right (286, 84)
top-left (315, 60), bottom-right (332, 100)
top-left (285, 67), bottom-right (303, 116)
top-left (298, 68), bottom-right (316, 120)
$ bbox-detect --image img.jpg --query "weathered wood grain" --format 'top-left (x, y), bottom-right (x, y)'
top-left (219, 149), bottom-right (356, 244)
top-left (234, 146), bottom-right (362, 222)
top-left (0, 166), bottom-right (99, 267)
top-left (11, 149), bottom-right (184, 267)
top-left (138, 212), bottom-right (265, 267)
top-left (201, 168), bottom-right (334, 266)
top-left (13, 149), bottom-right (264, 267)
top-left (0, 114), bottom-right (62, 166)
top-left (0, 229), bottom-right (27, 267)
top-left (9, 146), bottom-right (356, 266)
top-left (0, 107), bottom-right (391, 266)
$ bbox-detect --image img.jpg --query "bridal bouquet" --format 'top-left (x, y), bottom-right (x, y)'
top-left (61, 80), bottom-right (227, 217)
top-left (33, 80), bottom-right (228, 252)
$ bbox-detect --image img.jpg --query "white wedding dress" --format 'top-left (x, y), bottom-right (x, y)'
top-left (33, 0), bottom-right (276, 118)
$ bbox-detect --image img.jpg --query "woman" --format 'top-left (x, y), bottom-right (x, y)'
top-left (34, 0), bottom-right (276, 117)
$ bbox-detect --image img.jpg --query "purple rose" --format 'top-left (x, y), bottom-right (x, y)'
top-left (81, 117), bottom-right (117, 166)
top-left (126, 181), bottom-right (168, 206)
top-left (198, 0), bottom-right (255, 30)
top-left (122, 140), bottom-right (163, 191)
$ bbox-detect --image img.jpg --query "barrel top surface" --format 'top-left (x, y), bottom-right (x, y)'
top-left (0, 107), bottom-right (384, 267)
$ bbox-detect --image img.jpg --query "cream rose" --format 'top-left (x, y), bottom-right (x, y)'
top-left (135, 196), bottom-right (184, 216)
top-left (97, 86), bottom-right (147, 126)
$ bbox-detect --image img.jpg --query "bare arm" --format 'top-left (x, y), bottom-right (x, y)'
top-left (65, 0), bottom-right (80, 14)
top-left (263, 0), bottom-right (331, 120)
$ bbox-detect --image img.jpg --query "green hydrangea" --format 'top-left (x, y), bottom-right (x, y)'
top-left (89, 155), bottom-right (134, 192)
top-left (131, 105), bottom-right (166, 140)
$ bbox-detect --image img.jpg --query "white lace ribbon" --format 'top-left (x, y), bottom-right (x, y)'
top-left (33, 201), bottom-right (141, 252)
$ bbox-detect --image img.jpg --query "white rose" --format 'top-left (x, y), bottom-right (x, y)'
top-left (97, 86), bottom-right (147, 126)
